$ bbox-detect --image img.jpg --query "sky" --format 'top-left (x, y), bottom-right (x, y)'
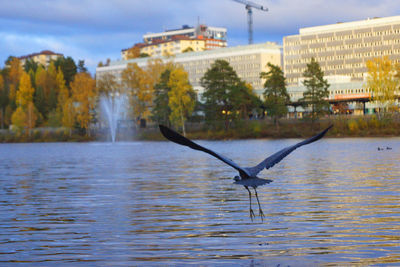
top-left (1, 0), bottom-right (400, 74)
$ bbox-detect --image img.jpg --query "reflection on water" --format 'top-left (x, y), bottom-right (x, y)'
top-left (0, 138), bottom-right (399, 265)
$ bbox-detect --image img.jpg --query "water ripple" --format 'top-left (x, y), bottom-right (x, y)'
top-left (0, 138), bottom-right (399, 265)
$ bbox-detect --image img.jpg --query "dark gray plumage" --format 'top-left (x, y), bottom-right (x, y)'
top-left (159, 124), bottom-right (332, 220)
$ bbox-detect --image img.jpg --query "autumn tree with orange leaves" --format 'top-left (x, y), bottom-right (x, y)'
top-left (366, 56), bottom-right (398, 115)
top-left (0, 73), bottom-right (7, 128)
top-left (34, 62), bottom-right (58, 119)
top-left (7, 57), bottom-right (23, 110)
top-left (126, 46), bottom-right (141, 59)
top-left (121, 63), bottom-right (154, 120)
top-left (11, 72), bottom-right (38, 133)
top-left (62, 98), bottom-right (76, 136)
top-left (70, 73), bottom-right (97, 136)
top-left (121, 59), bottom-right (171, 123)
top-left (167, 67), bottom-right (196, 136)
top-left (55, 67), bottom-right (69, 119)
top-left (47, 67), bottom-right (70, 127)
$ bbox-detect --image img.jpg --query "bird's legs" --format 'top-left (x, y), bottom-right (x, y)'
top-left (244, 186), bottom-right (255, 220)
top-left (254, 188), bottom-right (265, 220)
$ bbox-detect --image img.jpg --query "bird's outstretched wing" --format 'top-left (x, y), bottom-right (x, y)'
top-left (245, 125), bottom-right (333, 177)
top-left (159, 125), bottom-right (251, 178)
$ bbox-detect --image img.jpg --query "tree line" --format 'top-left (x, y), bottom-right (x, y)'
top-left (0, 56), bottom-right (95, 136)
top-left (1, 53), bottom-right (397, 138)
top-left (112, 59), bottom-right (265, 134)
top-left (0, 55), bottom-right (330, 137)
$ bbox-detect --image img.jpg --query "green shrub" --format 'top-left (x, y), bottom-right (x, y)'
top-left (357, 118), bottom-right (368, 130)
top-left (348, 119), bottom-right (359, 134)
top-left (368, 115), bottom-right (380, 129)
top-left (33, 129), bottom-right (42, 140)
top-left (250, 121), bottom-right (262, 137)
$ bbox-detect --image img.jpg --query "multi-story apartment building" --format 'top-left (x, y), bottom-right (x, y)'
top-left (99, 42), bottom-right (282, 98)
top-left (284, 15), bottom-right (400, 86)
top-left (18, 50), bottom-right (63, 67)
top-left (143, 24), bottom-right (227, 47)
top-left (121, 36), bottom-right (207, 60)
top-left (121, 24), bottom-right (228, 60)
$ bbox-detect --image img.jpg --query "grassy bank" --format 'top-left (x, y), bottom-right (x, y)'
top-left (0, 128), bottom-right (94, 143)
top-left (1, 115), bottom-right (400, 143)
top-left (142, 115), bottom-right (400, 140)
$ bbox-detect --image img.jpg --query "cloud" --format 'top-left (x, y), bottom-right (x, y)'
top-left (253, 0), bottom-right (400, 35)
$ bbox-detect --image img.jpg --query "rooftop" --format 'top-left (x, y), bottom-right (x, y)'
top-left (122, 35), bottom-right (207, 52)
top-left (18, 50), bottom-right (63, 59)
top-left (143, 24), bottom-right (227, 38)
top-left (296, 15), bottom-right (400, 35)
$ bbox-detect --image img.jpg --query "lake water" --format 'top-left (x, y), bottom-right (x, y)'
top-left (0, 137), bottom-right (399, 266)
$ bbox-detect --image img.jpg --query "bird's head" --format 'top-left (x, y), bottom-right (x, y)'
top-left (234, 175), bottom-right (241, 182)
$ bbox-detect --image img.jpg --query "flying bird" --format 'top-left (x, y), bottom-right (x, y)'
top-left (159, 124), bottom-right (332, 220)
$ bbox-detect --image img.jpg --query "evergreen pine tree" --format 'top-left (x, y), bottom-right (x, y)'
top-left (260, 63), bottom-right (289, 125)
top-left (300, 58), bottom-right (330, 123)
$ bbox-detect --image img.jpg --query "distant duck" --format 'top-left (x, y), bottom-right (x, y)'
top-left (378, 146), bottom-right (392, 151)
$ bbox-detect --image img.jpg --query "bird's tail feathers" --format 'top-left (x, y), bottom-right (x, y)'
top-left (234, 178), bottom-right (273, 187)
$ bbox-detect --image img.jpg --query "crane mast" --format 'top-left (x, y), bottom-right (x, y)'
top-left (232, 0), bottom-right (268, 44)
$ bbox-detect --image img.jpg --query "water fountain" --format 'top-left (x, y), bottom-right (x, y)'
top-left (100, 93), bottom-right (127, 142)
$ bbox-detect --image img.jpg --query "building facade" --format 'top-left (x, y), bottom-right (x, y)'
top-left (287, 76), bottom-right (378, 115)
top-left (18, 50), bottom-right (63, 67)
top-left (284, 15), bottom-right (400, 86)
top-left (121, 24), bottom-right (228, 60)
top-left (143, 24), bottom-right (227, 46)
top-left (98, 42), bottom-right (282, 98)
top-left (121, 37), bottom-right (207, 60)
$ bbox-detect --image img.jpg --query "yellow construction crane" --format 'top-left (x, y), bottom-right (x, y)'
top-left (232, 0), bottom-right (268, 44)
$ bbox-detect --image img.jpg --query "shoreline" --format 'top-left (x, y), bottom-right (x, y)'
top-left (3, 115), bottom-right (399, 143)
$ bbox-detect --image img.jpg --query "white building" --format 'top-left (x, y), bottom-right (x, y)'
top-left (284, 15), bottom-right (400, 86)
top-left (143, 25), bottom-right (227, 47)
top-left (284, 15), bottom-right (400, 114)
top-left (18, 50), bottom-right (63, 68)
top-left (98, 42), bottom-right (282, 98)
